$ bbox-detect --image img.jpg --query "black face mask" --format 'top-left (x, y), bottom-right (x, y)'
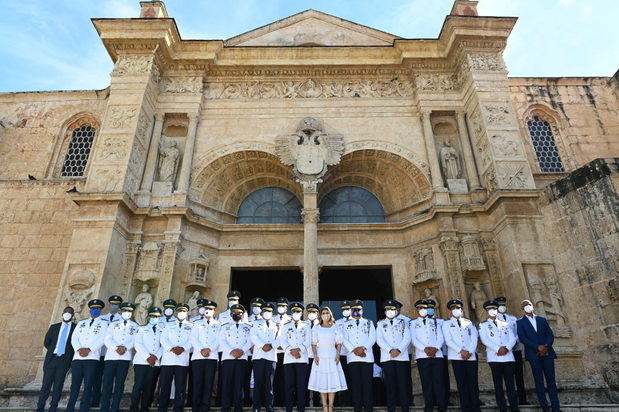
top-left (232, 313), bottom-right (242, 322)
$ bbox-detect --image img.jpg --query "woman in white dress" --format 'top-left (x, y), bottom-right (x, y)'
top-left (308, 306), bottom-right (347, 412)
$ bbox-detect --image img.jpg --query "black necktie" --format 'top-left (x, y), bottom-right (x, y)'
top-left (503, 314), bottom-right (507, 321)
top-left (457, 319), bottom-right (461, 327)
top-left (236, 323), bottom-right (239, 329)
top-left (152, 325), bottom-right (156, 333)
top-left (267, 320), bottom-right (270, 328)
top-left (494, 320), bottom-right (498, 327)
top-left (110, 314), bottom-right (114, 322)
top-left (423, 318), bottom-right (426, 325)
top-left (390, 320), bottom-right (393, 325)
top-left (90, 318), bottom-right (94, 327)
top-left (124, 320), bottom-right (127, 326)
top-left (207, 319), bottom-right (210, 325)
top-left (356, 319), bottom-right (360, 326)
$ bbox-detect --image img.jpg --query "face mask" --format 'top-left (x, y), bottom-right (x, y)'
top-left (524, 304), bottom-right (534, 314)
top-left (308, 312), bottom-right (317, 321)
top-left (205, 309), bottom-right (214, 317)
top-left (177, 311), bottom-right (187, 320)
top-left (62, 312), bottom-right (73, 322)
top-left (452, 308), bottom-right (463, 318)
top-left (488, 309), bottom-right (498, 318)
top-left (418, 308), bottom-right (427, 317)
top-left (321, 314), bottom-right (331, 321)
top-left (385, 310), bottom-right (396, 319)
top-left (228, 300), bottom-right (238, 308)
top-left (232, 313), bottom-right (242, 322)
top-left (252, 307), bottom-right (261, 315)
top-left (164, 308), bottom-right (174, 317)
top-left (109, 304), bottom-right (119, 313)
top-left (90, 308), bottom-right (101, 317)
top-left (121, 311), bottom-right (132, 320)
top-left (262, 311), bottom-right (273, 320)
top-left (149, 317), bottom-right (158, 325)
top-left (426, 308), bottom-right (435, 317)
top-left (198, 307), bottom-right (206, 315)
top-left (292, 312), bottom-right (302, 321)
top-left (498, 305), bottom-right (507, 313)
top-left (277, 306), bottom-right (286, 314)
top-left (342, 309), bottom-right (351, 318)
top-left (352, 309), bottom-right (362, 318)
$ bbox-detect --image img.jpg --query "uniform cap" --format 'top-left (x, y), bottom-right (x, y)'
top-left (306, 303), bottom-right (319, 312)
top-left (227, 290), bottom-right (241, 300)
top-left (262, 303), bottom-right (275, 312)
top-left (351, 299), bottom-right (364, 309)
top-left (340, 300), bottom-right (352, 309)
top-left (196, 298), bottom-right (207, 307)
top-left (230, 304), bottom-right (245, 313)
top-left (203, 299), bottom-right (217, 309)
top-left (494, 296), bottom-right (507, 305)
top-left (383, 299), bottom-right (397, 310)
top-left (176, 303), bottom-right (190, 312)
top-left (108, 295), bottom-right (123, 305)
top-left (163, 299), bottom-right (177, 308)
top-left (250, 297), bottom-right (265, 307)
top-left (290, 302), bottom-right (304, 312)
top-left (447, 299), bottom-right (463, 310)
top-left (120, 302), bottom-right (135, 311)
top-left (88, 299), bottom-right (105, 309)
top-left (148, 307), bottom-right (162, 317)
top-left (414, 299), bottom-right (427, 308)
top-left (276, 297), bottom-right (289, 306)
top-left (425, 299), bottom-right (437, 308)
top-left (393, 300), bottom-right (403, 309)
top-left (483, 300), bottom-right (499, 310)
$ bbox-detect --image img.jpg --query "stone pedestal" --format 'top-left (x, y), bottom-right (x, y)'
top-left (152, 181), bottom-right (173, 196)
top-left (447, 178), bottom-right (468, 194)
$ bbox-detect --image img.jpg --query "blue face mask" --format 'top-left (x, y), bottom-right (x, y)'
top-left (149, 317), bottom-right (158, 325)
top-left (426, 308), bottom-right (435, 316)
top-left (352, 309), bottom-right (362, 318)
top-left (90, 308), bottom-right (101, 317)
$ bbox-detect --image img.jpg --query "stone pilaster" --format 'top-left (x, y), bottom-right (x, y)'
top-left (439, 234), bottom-right (465, 301)
top-left (456, 111), bottom-right (481, 189)
top-left (301, 180), bottom-right (320, 305)
top-left (176, 113), bottom-right (200, 194)
top-left (140, 112), bottom-right (165, 192)
top-left (420, 109), bottom-right (446, 191)
top-left (155, 217), bottom-right (182, 304)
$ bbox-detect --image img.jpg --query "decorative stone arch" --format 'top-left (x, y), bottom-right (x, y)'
top-left (342, 140), bottom-right (430, 176)
top-left (46, 112), bottom-right (101, 178)
top-left (521, 104), bottom-right (572, 172)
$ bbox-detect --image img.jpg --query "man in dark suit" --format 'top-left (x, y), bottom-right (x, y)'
top-left (37, 306), bottom-right (77, 412)
top-left (516, 299), bottom-right (562, 412)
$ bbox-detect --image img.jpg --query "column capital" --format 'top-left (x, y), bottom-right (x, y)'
top-left (187, 112), bottom-right (199, 122)
top-left (300, 179), bottom-right (321, 194)
top-left (420, 108), bottom-right (433, 117)
top-left (155, 112), bottom-right (165, 122)
top-left (301, 208), bottom-right (320, 224)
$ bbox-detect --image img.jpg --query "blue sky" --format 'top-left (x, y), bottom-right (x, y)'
top-left (0, 0), bottom-right (617, 92)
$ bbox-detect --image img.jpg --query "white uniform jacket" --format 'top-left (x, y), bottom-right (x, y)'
top-left (191, 318), bottom-right (220, 361)
top-left (498, 313), bottom-right (522, 352)
top-left (104, 319), bottom-right (139, 361)
top-left (160, 320), bottom-right (193, 366)
top-left (376, 317), bottom-right (410, 362)
top-left (158, 316), bottom-right (179, 329)
top-left (278, 320), bottom-right (312, 364)
top-left (479, 318), bottom-right (516, 363)
top-left (410, 317), bottom-right (444, 360)
top-left (250, 318), bottom-right (279, 362)
top-left (335, 317), bottom-right (351, 356)
top-left (71, 317), bottom-right (108, 361)
top-left (134, 324), bottom-right (163, 366)
top-left (218, 322), bottom-right (253, 361)
top-left (442, 317), bottom-right (478, 361)
top-left (99, 313), bottom-right (121, 356)
top-left (342, 318), bottom-right (376, 363)
top-left (307, 319), bottom-right (319, 359)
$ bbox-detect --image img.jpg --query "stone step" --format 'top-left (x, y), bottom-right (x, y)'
top-left (1, 407), bottom-right (619, 412)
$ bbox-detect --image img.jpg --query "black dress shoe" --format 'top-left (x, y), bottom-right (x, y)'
top-left (552, 409), bottom-right (563, 412)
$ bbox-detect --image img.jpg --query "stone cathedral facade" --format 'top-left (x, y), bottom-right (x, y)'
top-left (0, 0), bottom-right (618, 402)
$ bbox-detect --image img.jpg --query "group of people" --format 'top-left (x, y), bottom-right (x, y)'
top-left (37, 291), bottom-right (562, 412)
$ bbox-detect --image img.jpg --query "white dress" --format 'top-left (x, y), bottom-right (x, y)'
top-left (308, 324), bottom-right (348, 393)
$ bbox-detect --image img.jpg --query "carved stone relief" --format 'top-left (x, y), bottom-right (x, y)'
top-left (90, 166), bottom-right (123, 192)
top-left (106, 106), bottom-right (138, 130)
top-left (483, 104), bottom-right (512, 126)
top-left (160, 76), bottom-right (203, 94)
top-left (112, 55), bottom-right (154, 75)
top-left (157, 139), bottom-right (181, 183)
top-left (413, 247), bottom-right (436, 284)
top-left (97, 135), bottom-right (129, 161)
top-left (460, 235), bottom-right (486, 271)
top-left (135, 241), bottom-right (161, 283)
top-left (496, 161), bottom-right (532, 188)
top-left (415, 73), bottom-right (460, 92)
top-left (523, 264), bottom-right (571, 337)
top-left (439, 140), bottom-right (461, 180)
top-left (64, 266), bottom-right (97, 320)
top-left (466, 53), bottom-right (507, 72)
top-left (490, 133), bottom-right (521, 158)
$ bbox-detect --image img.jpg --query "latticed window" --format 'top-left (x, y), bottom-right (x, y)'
top-left (237, 187), bottom-right (302, 224)
top-left (60, 125), bottom-right (96, 177)
top-left (319, 186), bottom-right (386, 223)
top-left (526, 116), bottom-right (564, 173)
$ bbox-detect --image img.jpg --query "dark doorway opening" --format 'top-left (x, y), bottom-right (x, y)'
top-left (230, 268), bottom-right (303, 308)
top-left (319, 266), bottom-right (393, 323)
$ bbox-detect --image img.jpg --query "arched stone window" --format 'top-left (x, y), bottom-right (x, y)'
top-left (47, 114), bottom-right (99, 178)
top-left (526, 115), bottom-right (565, 173)
top-left (319, 186), bottom-right (386, 223)
top-left (236, 187), bottom-right (302, 224)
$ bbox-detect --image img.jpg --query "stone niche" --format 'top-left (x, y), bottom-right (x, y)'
top-left (460, 235), bottom-right (486, 272)
top-left (432, 113), bottom-right (468, 193)
top-left (153, 114), bottom-right (188, 195)
top-left (63, 264), bottom-right (99, 320)
top-left (182, 250), bottom-right (211, 316)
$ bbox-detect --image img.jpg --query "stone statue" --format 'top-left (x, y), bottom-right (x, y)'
top-left (157, 139), bottom-right (180, 182)
top-left (544, 276), bottom-right (567, 327)
top-left (423, 287), bottom-right (440, 318)
top-left (528, 275), bottom-right (548, 317)
top-left (469, 281), bottom-right (488, 322)
top-left (188, 290), bottom-right (200, 317)
top-left (134, 284), bottom-right (153, 325)
top-left (440, 140), bottom-right (461, 180)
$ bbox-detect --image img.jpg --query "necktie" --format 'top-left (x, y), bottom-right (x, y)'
top-left (390, 320), bottom-right (393, 325)
top-left (90, 318), bottom-right (94, 327)
top-left (494, 320), bottom-right (498, 327)
top-left (295, 321), bottom-right (298, 329)
top-left (207, 319), bottom-right (210, 325)
top-left (423, 318), bottom-right (426, 325)
top-left (236, 323), bottom-right (239, 329)
top-left (56, 323), bottom-right (69, 356)
top-left (110, 314), bottom-right (115, 322)
top-left (152, 325), bottom-right (156, 333)
top-left (457, 319), bottom-right (461, 327)
top-left (356, 319), bottom-right (359, 326)
top-left (503, 314), bottom-right (507, 321)
top-left (267, 320), bottom-right (270, 328)
top-left (124, 320), bottom-right (127, 326)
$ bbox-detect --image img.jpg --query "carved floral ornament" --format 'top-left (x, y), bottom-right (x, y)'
top-left (112, 55), bottom-right (159, 82)
top-left (159, 76), bottom-right (203, 94)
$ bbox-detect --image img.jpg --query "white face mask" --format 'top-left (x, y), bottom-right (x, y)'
top-left (121, 311), bottom-right (132, 320)
top-left (452, 308), bottom-right (463, 318)
top-left (488, 309), bottom-right (498, 318)
top-left (498, 305), bottom-right (507, 314)
top-left (164, 308), bottom-right (174, 317)
top-left (524, 304), bottom-right (534, 314)
top-left (292, 312), bottom-right (302, 321)
top-left (262, 311), bottom-right (273, 320)
top-left (62, 312), bottom-right (73, 322)
top-left (418, 308), bottom-right (427, 317)
top-left (277, 306), bottom-right (286, 314)
top-left (177, 311), bottom-right (187, 320)
top-left (228, 300), bottom-right (238, 308)
top-left (342, 309), bottom-right (351, 318)
top-left (198, 307), bottom-right (206, 315)
top-left (307, 312), bottom-right (317, 321)
top-left (252, 307), bottom-right (261, 315)
top-left (204, 309), bottom-right (214, 317)
top-left (386, 310), bottom-right (396, 319)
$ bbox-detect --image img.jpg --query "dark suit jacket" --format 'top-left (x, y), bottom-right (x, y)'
top-left (516, 315), bottom-right (557, 361)
top-left (43, 322), bottom-right (76, 369)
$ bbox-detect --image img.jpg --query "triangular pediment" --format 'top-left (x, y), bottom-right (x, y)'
top-left (225, 10), bottom-right (400, 47)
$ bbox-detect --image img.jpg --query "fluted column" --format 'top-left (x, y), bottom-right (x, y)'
top-left (140, 113), bottom-right (165, 191)
top-left (176, 113), bottom-right (199, 193)
top-left (301, 180), bottom-right (320, 305)
top-left (456, 111), bottom-right (481, 189)
top-left (421, 110), bottom-right (445, 190)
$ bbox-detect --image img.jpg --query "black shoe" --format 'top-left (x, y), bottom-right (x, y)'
top-left (542, 408), bottom-right (551, 412)
top-left (519, 399), bottom-right (530, 405)
top-left (552, 409), bottom-right (563, 412)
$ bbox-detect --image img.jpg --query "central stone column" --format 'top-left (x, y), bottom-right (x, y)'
top-left (301, 180), bottom-right (320, 305)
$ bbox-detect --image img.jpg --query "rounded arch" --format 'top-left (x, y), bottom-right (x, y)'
top-left (319, 186), bottom-right (386, 223)
top-left (237, 187), bottom-right (302, 224)
top-left (521, 104), bottom-right (571, 172)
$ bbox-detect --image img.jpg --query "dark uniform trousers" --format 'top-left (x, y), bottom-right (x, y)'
top-left (244, 356), bottom-right (253, 405)
top-left (252, 359), bottom-right (276, 411)
top-left (305, 360), bottom-right (321, 406)
top-left (381, 360), bottom-right (409, 412)
top-left (157, 365), bottom-right (188, 412)
top-left (405, 355), bottom-right (413, 407)
top-left (37, 354), bottom-right (71, 412)
top-left (528, 356), bottom-right (559, 411)
top-left (489, 362), bottom-right (519, 412)
top-left (66, 359), bottom-right (99, 412)
top-left (283, 363), bottom-right (308, 412)
top-left (348, 361), bottom-right (373, 412)
top-left (130, 364), bottom-right (157, 412)
top-left (220, 359), bottom-right (247, 412)
top-left (451, 360), bottom-right (481, 412)
top-left (416, 358), bottom-right (446, 412)
top-left (441, 356), bottom-right (451, 405)
top-left (100, 360), bottom-right (131, 412)
top-left (90, 356), bottom-right (105, 407)
top-left (147, 366), bottom-right (161, 407)
top-left (192, 359), bottom-right (218, 412)
top-left (335, 356), bottom-right (351, 406)
top-left (513, 350), bottom-right (527, 404)
top-left (273, 353), bottom-right (285, 406)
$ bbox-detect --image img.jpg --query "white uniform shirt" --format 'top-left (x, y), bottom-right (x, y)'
top-left (251, 318), bottom-right (279, 362)
top-left (99, 312), bottom-right (121, 357)
top-left (410, 317), bottom-right (444, 359)
top-left (71, 317), bottom-right (108, 361)
top-left (279, 320), bottom-right (312, 364)
top-left (218, 322), bottom-right (253, 361)
top-left (376, 317), bottom-right (410, 362)
top-left (158, 316), bottom-right (179, 329)
top-left (442, 317), bottom-right (478, 361)
top-left (342, 318), bottom-right (376, 363)
top-left (498, 313), bottom-right (522, 351)
top-left (335, 317), bottom-right (351, 356)
top-left (273, 313), bottom-right (290, 353)
top-left (104, 319), bottom-right (139, 361)
top-left (307, 319), bottom-right (319, 358)
top-left (479, 318), bottom-right (516, 363)
top-left (134, 324), bottom-right (163, 366)
top-left (160, 320), bottom-right (193, 366)
top-left (432, 317), bottom-right (448, 356)
top-left (218, 309), bottom-right (232, 325)
top-left (191, 318), bottom-right (220, 361)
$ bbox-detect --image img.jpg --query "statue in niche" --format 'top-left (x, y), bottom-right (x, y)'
top-left (134, 284), bottom-right (153, 325)
top-left (187, 290), bottom-right (200, 317)
top-left (439, 140), bottom-right (461, 180)
top-left (469, 281), bottom-right (488, 323)
top-left (545, 276), bottom-right (567, 328)
top-left (527, 275), bottom-right (548, 317)
top-left (423, 287), bottom-right (440, 318)
top-left (157, 139), bottom-right (180, 182)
